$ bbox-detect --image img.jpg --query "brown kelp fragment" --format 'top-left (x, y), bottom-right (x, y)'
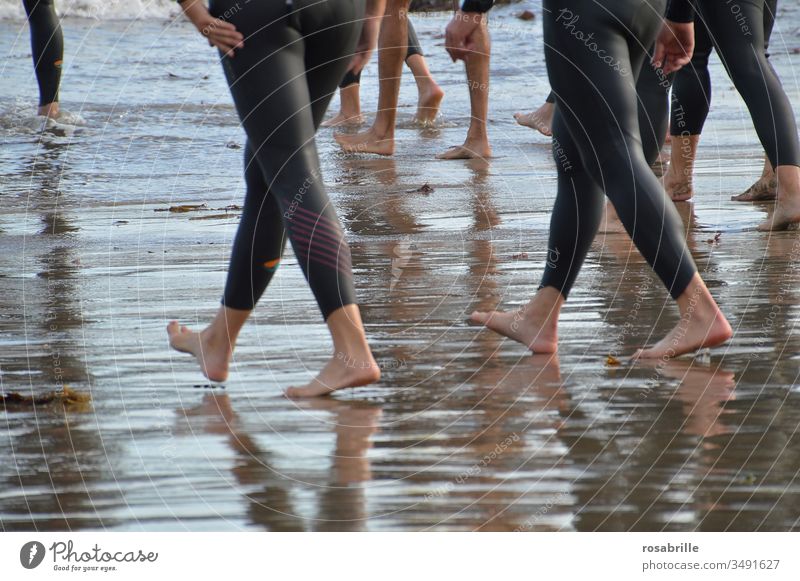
top-left (408, 183), bottom-right (434, 194)
top-left (189, 214), bottom-right (237, 221)
top-left (154, 204), bottom-right (208, 213)
top-left (1, 387), bottom-right (91, 410)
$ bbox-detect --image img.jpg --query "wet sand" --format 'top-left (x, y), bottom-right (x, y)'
top-left (2, 5), bottom-right (800, 531)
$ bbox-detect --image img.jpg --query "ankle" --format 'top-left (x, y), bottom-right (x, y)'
top-left (202, 326), bottom-right (234, 350)
top-left (334, 346), bottom-right (376, 370)
top-left (676, 279), bottom-right (717, 317)
top-left (775, 165), bottom-right (800, 193)
top-left (524, 290), bottom-right (563, 326)
top-left (341, 107), bottom-right (361, 119)
top-left (466, 128), bottom-right (488, 143)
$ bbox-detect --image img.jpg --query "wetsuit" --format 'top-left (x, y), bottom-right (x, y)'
top-left (339, 18), bottom-right (424, 88)
top-left (23, 0), bottom-right (63, 107)
top-left (544, 56), bottom-right (671, 167)
top-left (193, 0), bottom-right (363, 317)
top-left (466, 0), bottom-right (696, 299)
top-left (669, 0), bottom-right (799, 168)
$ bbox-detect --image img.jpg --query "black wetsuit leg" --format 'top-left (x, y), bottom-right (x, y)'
top-left (406, 19), bottom-right (423, 59)
top-left (212, 0), bottom-right (364, 318)
top-left (698, 0), bottom-right (798, 167)
top-left (23, 0), bottom-right (63, 107)
top-left (340, 69), bottom-right (362, 88)
top-left (541, 0), bottom-right (697, 299)
top-left (636, 49), bottom-right (672, 165)
top-left (671, 0), bottom-right (780, 139)
top-left (670, 16), bottom-right (713, 137)
top-left (549, 51), bottom-right (669, 164)
top-left (339, 17), bottom-right (424, 88)
top-left (764, 0), bottom-right (777, 59)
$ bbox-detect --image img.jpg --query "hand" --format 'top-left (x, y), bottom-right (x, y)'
top-left (180, 0), bottom-right (244, 58)
top-left (445, 10), bottom-right (483, 62)
top-left (348, 18), bottom-right (380, 74)
top-left (653, 20), bottom-right (694, 74)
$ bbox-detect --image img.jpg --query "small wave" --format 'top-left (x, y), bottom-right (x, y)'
top-left (0, 0), bottom-right (179, 20)
top-left (0, 103), bottom-right (86, 137)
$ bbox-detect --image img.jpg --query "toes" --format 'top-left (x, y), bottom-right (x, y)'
top-left (469, 311), bottom-right (491, 324)
top-left (286, 384), bottom-right (332, 398)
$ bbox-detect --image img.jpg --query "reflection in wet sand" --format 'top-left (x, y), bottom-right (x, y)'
top-left (177, 394), bottom-right (381, 531)
top-left (1, 140), bottom-right (117, 531)
top-left (2, 12), bottom-right (800, 531)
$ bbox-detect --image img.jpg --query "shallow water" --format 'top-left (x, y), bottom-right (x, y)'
top-left (2, 5), bottom-right (800, 531)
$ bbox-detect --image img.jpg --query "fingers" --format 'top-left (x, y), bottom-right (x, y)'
top-left (201, 17), bottom-right (244, 56)
top-left (349, 51), bottom-right (370, 74)
top-left (662, 50), bottom-right (692, 74)
top-left (447, 46), bottom-right (468, 62)
top-left (652, 41), bottom-right (666, 70)
top-left (445, 36), bottom-right (468, 62)
top-left (212, 19), bottom-right (238, 33)
top-left (211, 28), bottom-right (244, 47)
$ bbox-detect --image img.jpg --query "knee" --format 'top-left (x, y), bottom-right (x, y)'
top-left (726, 53), bottom-right (772, 90)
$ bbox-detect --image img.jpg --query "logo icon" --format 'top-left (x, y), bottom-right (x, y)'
top-left (20, 541), bottom-right (46, 569)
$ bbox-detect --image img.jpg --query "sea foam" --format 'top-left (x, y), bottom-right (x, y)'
top-left (0, 0), bottom-right (179, 20)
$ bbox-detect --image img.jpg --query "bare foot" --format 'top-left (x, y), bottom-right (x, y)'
top-left (38, 102), bottom-right (60, 119)
top-left (758, 196), bottom-right (800, 231)
top-left (321, 112), bottom-right (365, 128)
top-left (470, 307), bottom-right (558, 353)
top-left (514, 102), bottom-right (554, 137)
top-left (437, 139), bottom-right (492, 160)
top-left (732, 175), bottom-right (777, 202)
top-left (759, 166), bottom-right (800, 230)
top-left (634, 310), bottom-right (732, 360)
top-left (334, 127), bottom-right (394, 156)
top-left (414, 83), bottom-right (444, 126)
top-left (650, 150), bottom-right (670, 177)
top-left (167, 321), bottom-right (232, 382)
top-left (662, 163), bottom-right (694, 202)
top-left (286, 352), bottom-right (380, 398)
